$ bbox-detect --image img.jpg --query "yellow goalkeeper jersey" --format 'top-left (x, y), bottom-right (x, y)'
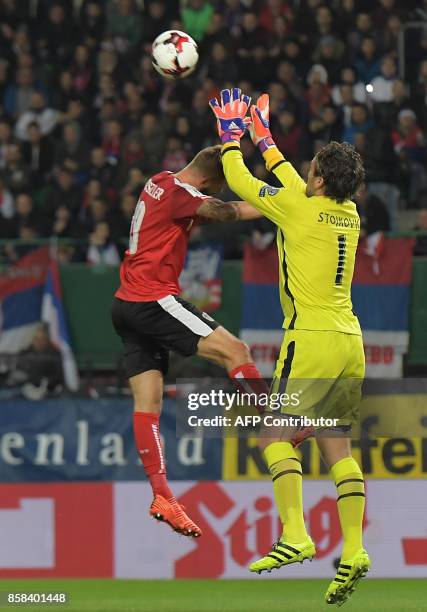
top-left (222, 142), bottom-right (362, 336)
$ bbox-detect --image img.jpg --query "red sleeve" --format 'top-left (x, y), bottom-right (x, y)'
top-left (171, 179), bottom-right (209, 219)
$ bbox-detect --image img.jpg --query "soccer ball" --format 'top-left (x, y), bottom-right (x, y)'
top-left (152, 30), bottom-right (199, 80)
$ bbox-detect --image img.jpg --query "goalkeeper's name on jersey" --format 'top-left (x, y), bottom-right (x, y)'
top-left (317, 212), bottom-right (361, 229)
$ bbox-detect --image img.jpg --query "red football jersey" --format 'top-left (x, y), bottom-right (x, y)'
top-left (116, 171), bottom-right (209, 302)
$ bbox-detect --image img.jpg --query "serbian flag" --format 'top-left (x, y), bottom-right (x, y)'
top-left (352, 233), bottom-right (415, 377)
top-left (41, 259), bottom-right (80, 391)
top-left (0, 247), bottom-right (50, 352)
top-left (240, 243), bottom-right (282, 376)
top-left (179, 243), bottom-right (223, 312)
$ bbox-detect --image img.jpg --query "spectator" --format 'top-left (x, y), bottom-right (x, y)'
top-left (90, 195), bottom-right (112, 223)
top-left (81, 179), bottom-right (104, 211)
top-left (79, 1), bottom-right (105, 46)
top-left (381, 14), bottom-right (402, 54)
top-left (390, 80), bottom-right (413, 116)
top-left (278, 36), bottom-right (306, 76)
top-left (305, 64), bottom-right (331, 118)
top-left (236, 11), bottom-right (268, 65)
top-left (22, 122), bottom-right (54, 186)
top-left (36, 3), bottom-right (76, 64)
top-left (106, 0), bottom-right (143, 53)
top-left (161, 136), bottom-right (188, 173)
top-left (272, 110), bottom-right (302, 162)
top-left (116, 193), bottom-right (135, 239)
top-left (51, 204), bottom-right (83, 239)
top-left (332, 66), bottom-right (367, 105)
top-left (364, 107), bottom-right (401, 230)
top-left (70, 44), bottom-right (93, 97)
top-left (14, 92), bottom-right (59, 141)
top-left (259, 0), bottom-right (292, 34)
top-left (55, 121), bottom-right (88, 170)
top-left (121, 84), bottom-right (145, 132)
top-left (14, 324), bottom-right (63, 397)
top-left (45, 166), bottom-right (82, 214)
top-left (392, 109), bottom-right (427, 207)
top-left (373, 0), bottom-right (402, 28)
top-left (413, 60), bottom-right (427, 133)
top-left (141, 1), bottom-right (170, 47)
top-left (140, 112), bottom-right (166, 173)
top-left (370, 56), bottom-right (398, 103)
top-left (348, 13), bottom-right (376, 58)
top-left (8, 193), bottom-right (43, 237)
top-left (1, 142), bottom-right (32, 195)
top-left (343, 103), bottom-right (373, 145)
top-left (392, 109), bottom-right (426, 163)
top-left (175, 115), bottom-right (195, 157)
top-left (3, 66), bottom-right (39, 117)
top-left (87, 221), bottom-right (120, 265)
top-left (356, 183), bottom-right (391, 236)
top-left (206, 42), bottom-right (238, 84)
top-left (0, 58), bottom-right (9, 102)
top-left (0, 176), bottom-right (14, 221)
top-left (120, 136), bottom-right (144, 179)
top-left (88, 146), bottom-right (117, 186)
top-left (355, 37), bottom-right (381, 84)
top-left (182, 0), bottom-right (214, 42)
top-left (334, 83), bottom-right (357, 127)
top-left (313, 36), bottom-right (345, 84)
top-left (121, 166), bottom-right (146, 198)
top-left (337, 0), bottom-right (357, 36)
top-left (102, 119), bottom-right (123, 164)
top-left (308, 105), bottom-right (343, 151)
top-left (53, 70), bottom-right (76, 111)
top-left (0, 120), bottom-right (12, 169)
top-left (314, 6), bottom-right (334, 39)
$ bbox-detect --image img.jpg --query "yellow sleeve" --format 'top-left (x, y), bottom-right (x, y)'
top-left (221, 143), bottom-right (297, 225)
top-left (262, 145), bottom-right (307, 194)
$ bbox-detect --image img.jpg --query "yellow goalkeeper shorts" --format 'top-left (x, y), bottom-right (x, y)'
top-left (270, 329), bottom-right (365, 427)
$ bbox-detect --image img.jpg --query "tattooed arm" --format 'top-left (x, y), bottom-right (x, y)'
top-left (196, 198), bottom-right (262, 223)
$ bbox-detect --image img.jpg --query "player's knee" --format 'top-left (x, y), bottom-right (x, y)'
top-left (134, 400), bottom-right (162, 414)
top-left (133, 392), bottom-right (163, 413)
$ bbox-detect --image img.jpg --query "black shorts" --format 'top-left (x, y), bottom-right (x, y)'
top-left (111, 295), bottom-right (219, 378)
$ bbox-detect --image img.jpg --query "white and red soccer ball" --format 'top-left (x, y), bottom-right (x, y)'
top-left (152, 30), bottom-right (199, 80)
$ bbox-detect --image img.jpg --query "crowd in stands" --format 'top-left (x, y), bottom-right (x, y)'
top-left (0, 0), bottom-right (427, 262)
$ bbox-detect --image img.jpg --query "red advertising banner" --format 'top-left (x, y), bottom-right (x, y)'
top-left (0, 483), bottom-right (113, 578)
top-left (0, 481), bottom-right (425, 578)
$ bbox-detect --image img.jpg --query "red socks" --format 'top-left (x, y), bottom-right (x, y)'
top-left (228, 361), bottom-right (269, 414)
top-left (133, 412), bottom-right (174, 500)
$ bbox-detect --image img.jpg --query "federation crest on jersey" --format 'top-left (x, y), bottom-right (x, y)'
top-left (259, 184), bottom-right (279, 197)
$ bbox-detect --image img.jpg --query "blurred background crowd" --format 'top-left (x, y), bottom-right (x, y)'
top-left (1, 0), bottom-right (427, 262)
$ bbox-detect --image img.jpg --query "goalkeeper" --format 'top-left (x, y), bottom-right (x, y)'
top-left (210, 88), bottom-right (370, 607)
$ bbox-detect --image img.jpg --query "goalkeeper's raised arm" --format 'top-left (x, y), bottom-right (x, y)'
top-left (247, 93), bottom-right (306, 194)
top-left (209, 88), bottom-right (305, 225)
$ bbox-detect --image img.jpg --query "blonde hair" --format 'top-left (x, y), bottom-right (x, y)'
top-left (188, 145), bottom-right (224, 181)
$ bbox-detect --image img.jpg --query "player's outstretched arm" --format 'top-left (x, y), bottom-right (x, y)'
top-left (209, 88), bottom-right (293, 226)
top-left (249, 94), bottom-right (306, 194)
top-left (196, 198), bottom-right (262, 222)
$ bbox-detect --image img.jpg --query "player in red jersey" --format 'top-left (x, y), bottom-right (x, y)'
top-left (112, 144), bottom-right (268, 538)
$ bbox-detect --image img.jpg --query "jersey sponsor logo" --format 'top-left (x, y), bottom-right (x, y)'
top-left (318, 212), bottom-right (360, 229)
top-left (202, 312), bottom-right (214, 322)
top-left (259, 184), bottom-right (279, 197)
top-left (144, 178), bottom-right (164, 201)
